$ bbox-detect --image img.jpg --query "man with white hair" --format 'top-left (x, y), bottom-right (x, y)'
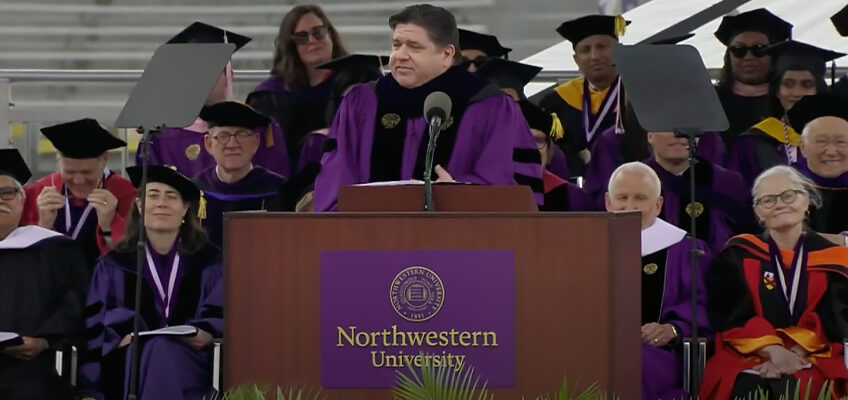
top-left (0, 149), bottom-right (89, 400)
top-left (605, 161), bottom-right (712, 400)
top-left (787, 94), bottom-right (848, 234)
top-left (22, 118), bottom-right (136, 269)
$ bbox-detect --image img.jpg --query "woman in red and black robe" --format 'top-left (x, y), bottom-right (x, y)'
top-left (701, 165), bottom-right (848, 399)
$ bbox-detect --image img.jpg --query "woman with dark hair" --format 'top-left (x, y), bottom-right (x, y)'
top-left (276, 54), bottom-right (387, 212)
top-left (247, 5), bottom-right (348, 169)
top-left (726, 41), bottom-right (844, 186)
top-left (79, 166), bottom-right (222, 400)
top-left (700, 165), bottom-right (848, 399)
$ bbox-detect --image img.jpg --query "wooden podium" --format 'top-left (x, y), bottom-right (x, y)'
top-left (224, 186), bottom-right (641, 399)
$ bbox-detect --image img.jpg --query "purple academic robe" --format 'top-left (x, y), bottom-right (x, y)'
top-left (646, 158), bottom-right (750, 253)
top-left (139, 121), bottom-right (291, 179)
top-left (795, 159), bottom-right (848, 234)
top-left (726, 126), bottom-right (805, 186)
top-left (194, 166), bottom-right (285, 247)
top-left (296, 132), bottom-right (329, 174)
top-left (641, 227), bottom-right (712, 400)
top-left (547, 146), bottom-right (570, 180)
top-left (313, 79), bottom-right (543, 211)
top-left (79, 243), bottom-right (223, 400)
top-left (583, 128), bottom-right (726, 207)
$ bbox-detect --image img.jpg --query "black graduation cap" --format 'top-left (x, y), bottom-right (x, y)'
top-left (832, 4), bottom-right (848, 37)
top-left (714, 8), bottom-right (792, 46)
top-left (458, 29), bottom-right (512, 58)
top-left (648, 33), bottom-right (695, 45)
top-left (41, 118), bottom-right (127, 159)
top-left (762, 40), bottom-right (846, 76)
top-left (316, 54), bottom-right (389, 72)
top-left (126, 165), bottom-right (201, 203)
top-left (199, 101), bottom-right (270, 130)
top-left (519, 99), bottom-right (564, 140)
top-left (0, 148), bottom-right (32, 184)
top-left (475, 58), bottom-right (542, 98)
top-left (786, 94), bottom-right (848, 133)
top-left (167, 21), bottom-right (251, 51)
top-left (556, 15), bottom-right (630, 47)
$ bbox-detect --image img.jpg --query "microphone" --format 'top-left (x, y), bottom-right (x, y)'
top-left (423, 91), bottom-right (452, 127)
top-left (422, 91), bottom-right (452, 211)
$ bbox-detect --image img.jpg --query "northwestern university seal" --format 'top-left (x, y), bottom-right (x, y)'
top-left (390, 266), bottom-right (445, 322)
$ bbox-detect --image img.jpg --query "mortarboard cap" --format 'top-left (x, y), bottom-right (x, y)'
top-left (199, 101), bottom-right (270, 131)
top-left (475, 58), bottom-right (542, 98)
top-left (519, 99), bottom-right (564, 140)
top-left (126, 165), bottom-right (200, 203)
top-left (556, 15), bottom-right (630, 47)
top-left (41, 118), bottom-right (126, 159)
top-left (0, 148), bottom-right (32, 184)
top-left (714, 8), bottom-right (792, 46)
top-left (458, 29), bottom-right (512, 58)
top-left (832, 4), bottom-right (848, 37)
top-left (167, 21), bottom-right (251, 51)
top-left (649, 33), bottom-right (695, 45)
top-left (316, 54), bottom-right (389, 73)
top-left (762, 40), bottom-right (845, 77)
top-left (786, 94), bottom-right (848, 133)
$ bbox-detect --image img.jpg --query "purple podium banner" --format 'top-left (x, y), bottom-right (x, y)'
top-left (320, 250), bottom-right (515, 388)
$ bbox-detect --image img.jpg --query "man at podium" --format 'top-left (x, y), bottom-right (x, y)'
top-left (605, 162), bottom-right (712, 400)
top-left (313, 4), bottom-right (542, 211)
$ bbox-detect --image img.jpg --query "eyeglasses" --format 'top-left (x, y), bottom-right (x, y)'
top-left (728, 44), bottom-right (768, 58)
top-left (209, 130), bottom-right (257, 145)
top-left (754, 189), bottom-right (805, 209)
top-left (0, 187), bottom-right (21, 201)
top-left (292, 26), bottom-right (329, 45)
top-left (457, 55), bottom-right (488, 68)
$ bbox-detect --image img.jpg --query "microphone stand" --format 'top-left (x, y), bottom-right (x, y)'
top-left (127, 125), bottom-right (159, 400)
top-left (423, 116), bottom-right (443, 212)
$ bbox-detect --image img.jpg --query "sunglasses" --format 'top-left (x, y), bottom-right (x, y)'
top-left (292, 26), bottom-right (329, 45)
top-left (457, 55), bottom-right (489, 68)
top-left (728, 44), bottom-right (768, 58)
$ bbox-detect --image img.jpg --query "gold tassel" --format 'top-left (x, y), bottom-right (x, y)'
top-left (198, 191), bottom-right (207, 220)
top-left (549, 113), bottom-right (565, 140)
top-left (614, 14), bottom-right (627, 38)
top-left (265, 124), bottom-right (274, 147)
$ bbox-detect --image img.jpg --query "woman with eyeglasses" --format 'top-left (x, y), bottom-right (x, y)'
top-left (700, 165), bottom-right (848, 400)
top-left (726, 41), bottom-right (844, 186)
top-left (247, 5), bottom-right (348, 171)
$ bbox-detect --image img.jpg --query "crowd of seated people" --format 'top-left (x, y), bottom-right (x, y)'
top-left (2, 3), bottom-right (848, 399)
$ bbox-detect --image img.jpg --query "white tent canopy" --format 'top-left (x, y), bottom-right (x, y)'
top-left (522, 0), bottom-right (848, 96)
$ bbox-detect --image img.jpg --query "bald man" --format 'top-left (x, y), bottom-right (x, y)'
top-left (787, 94), bottom-right (848, 234)
top-left (605, 161), bottom-right (712, 400)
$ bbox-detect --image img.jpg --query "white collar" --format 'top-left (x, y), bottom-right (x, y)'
top-left (641, 218), bottom-right (687, 256)
top-left (0, 226), bottom-right (64, 250)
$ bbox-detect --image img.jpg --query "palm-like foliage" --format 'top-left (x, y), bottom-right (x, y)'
top-left (392, 357), bottom-right (493, 400)
top-left (533, 378), bottom-right (617, 400)
top-left (216, 384), bottom-right (322, 400)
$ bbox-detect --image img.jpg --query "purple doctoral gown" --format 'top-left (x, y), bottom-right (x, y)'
top-left (646, 158), bottom-right (752, 253)
top-left (795, 159), bottom-right (848, 234)
top-left (725, 119), bottom-right (805, 186)
top-left (640, 219), bottom-right (712, 400)
top-left (138, 121), bottom-right (291, 179)
top-left (296, 132), bottom-right (329, 174)
top-left (194, 166), bottom-right (285, 247)
top-left (583, 127), bottom-right (726, 207)
top-left (79, 242), bottom-right (223, 400)
top-left (314, 71), bottom-right (543, 211)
